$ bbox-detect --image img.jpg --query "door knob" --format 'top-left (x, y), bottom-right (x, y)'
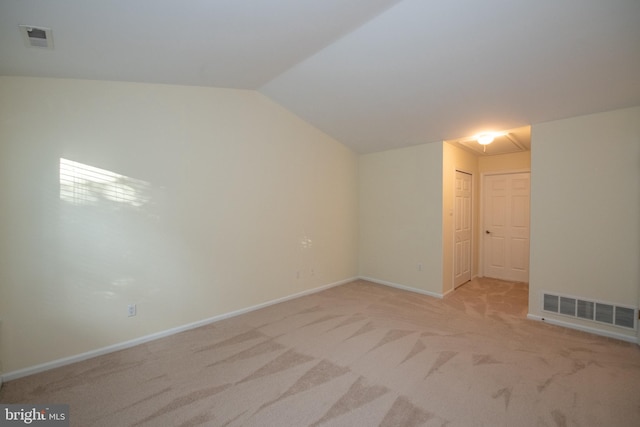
top-left (486, 230), bottom-right (491, 234)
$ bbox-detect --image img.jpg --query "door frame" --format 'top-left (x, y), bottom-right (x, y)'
top-left (479, 169), bottom-right (531, 279)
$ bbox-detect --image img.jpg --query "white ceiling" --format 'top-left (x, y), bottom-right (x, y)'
top-left (1, 0), bottom-right (639, 154)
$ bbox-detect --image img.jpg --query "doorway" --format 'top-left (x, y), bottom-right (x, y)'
top-left (454, 170), bottom-right (472, 288)
top-left (482, 172), bottom-right (530, 282)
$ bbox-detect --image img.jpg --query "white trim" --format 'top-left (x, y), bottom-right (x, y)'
top-left (481, 168), bottom-right (531, 177)
top-left (442, 287), bottom-right (455, 298)
top-left (527, 314), bottom-right (639, 344)
top-left (2, 277), bottom-right (356, 382)
top-left (359, 276), bottom-right (444, 299)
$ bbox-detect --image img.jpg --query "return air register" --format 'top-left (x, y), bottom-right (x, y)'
top-left (19, 25), bottom-right (54, 49)
top-left (542, 293), bottom-right (636, 330)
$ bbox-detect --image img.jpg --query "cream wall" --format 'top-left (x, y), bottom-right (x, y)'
top-left (478, 151), bottom-right (531, 173)
top-left (529, 106), bottom-right (640, 339)
top-left (0, 76), bottom-right (358, 374)
top-left (442, 143), bottom-right (479, 294)
top-left (358, 143), bottom-right (443, 296)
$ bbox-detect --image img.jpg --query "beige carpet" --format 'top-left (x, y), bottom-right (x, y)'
top-left (2, 278), bottom-right (640, 426)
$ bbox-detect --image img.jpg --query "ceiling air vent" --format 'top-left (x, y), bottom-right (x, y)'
top-left (19, 25), bottom-right (54, 49)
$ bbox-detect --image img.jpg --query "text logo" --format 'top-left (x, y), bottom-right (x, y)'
top-left (0, 405), bottom-right (69, 426)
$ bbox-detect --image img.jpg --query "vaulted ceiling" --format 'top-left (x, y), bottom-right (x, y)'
top-left (1, 0), bottom-right (639, 154)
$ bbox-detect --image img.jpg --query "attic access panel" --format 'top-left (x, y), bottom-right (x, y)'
top-left (446, 126), bottom-right (531, 157)
top-left (453, 133), bottom-right (528, 156)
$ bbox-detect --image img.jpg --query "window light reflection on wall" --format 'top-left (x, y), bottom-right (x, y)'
top-left (59, 158), bottom-right (151, 207)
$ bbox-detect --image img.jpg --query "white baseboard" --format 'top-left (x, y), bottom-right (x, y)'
top-left (527, 314), bottom-right (639, 344)
top-left (442, 287), bottom-right (455, 298)
top-left (359, 276), bottom-right (444, 299)
top-left (3, 277), bottom-right (357, 382)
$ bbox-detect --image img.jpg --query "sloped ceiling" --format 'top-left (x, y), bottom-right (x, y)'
top-left (1, 0), bottom-right (639, 154)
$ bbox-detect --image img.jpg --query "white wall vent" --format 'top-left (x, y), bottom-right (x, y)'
top-left (19, 25), bottom-right (54, 49)
top-left (542, 292), bottom-right (636, 330)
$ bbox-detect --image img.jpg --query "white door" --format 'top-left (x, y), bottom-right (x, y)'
top-left (454, 171), bottom-right (472, 288)
top-left (483, 172), bottom-right (530, 282)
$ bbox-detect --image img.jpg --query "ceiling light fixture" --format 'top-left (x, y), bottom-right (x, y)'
top-left (476, 133), bottom-right (495, 145)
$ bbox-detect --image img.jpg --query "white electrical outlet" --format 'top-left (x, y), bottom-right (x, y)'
top-left (418, 264), bottom-right (423, 271)
top-left (127, 304), bottom-right (137, 317)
